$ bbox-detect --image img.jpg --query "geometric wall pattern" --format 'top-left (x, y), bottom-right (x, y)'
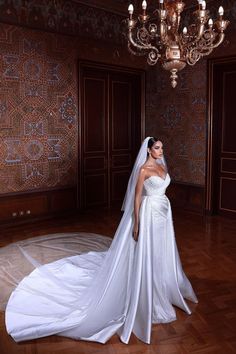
top-left (146, 60), bottom-right (207, 186)
top-left (0, 24), bottom-right (78, 193)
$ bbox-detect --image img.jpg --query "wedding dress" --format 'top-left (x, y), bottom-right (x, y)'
top-left (5, 138), bottom-right (198, 344)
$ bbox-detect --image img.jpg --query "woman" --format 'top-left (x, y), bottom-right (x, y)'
top-left (133, 137), bottom-right (167, 241)
top-left (5, 137), bottom-right (198, 344)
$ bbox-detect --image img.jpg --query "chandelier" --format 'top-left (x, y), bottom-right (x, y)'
top-left (126, 0), bottom-right (229, 87)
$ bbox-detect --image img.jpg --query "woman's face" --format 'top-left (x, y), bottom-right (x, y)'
top-left (149, 140), bottom-right (163, 159)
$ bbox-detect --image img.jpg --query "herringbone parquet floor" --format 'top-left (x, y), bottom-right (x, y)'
top-left (0, 208), bottom-right (235, 354)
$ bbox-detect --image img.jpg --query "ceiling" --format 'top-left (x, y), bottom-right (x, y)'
top-left (74, 1), bottom-right (214, 16)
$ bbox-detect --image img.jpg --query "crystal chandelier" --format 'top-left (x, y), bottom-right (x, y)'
top-left (126, 0), bottom-right (229, 87)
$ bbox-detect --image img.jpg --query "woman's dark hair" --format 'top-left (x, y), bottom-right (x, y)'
top-left (147, 137), bottom-right (158, 156)
top-left (147, 137), bottom-right (158, 149)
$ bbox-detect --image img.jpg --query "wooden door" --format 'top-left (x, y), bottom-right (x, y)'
top-left (80, 67), bottom-right (109, 208)
top-left (207, 59), bottom-right (236, 217)
top-left (109, 71), bottom-right (142, 206)
top-left (79, 63), bottom-right (143, 209)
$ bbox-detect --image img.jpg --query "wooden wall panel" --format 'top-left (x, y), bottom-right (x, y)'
top-left (167, 183), bottom-right (205, 214)
top-left (222, 72), bottom-right (236, 152)
top-left (220, 178), bottom-right (236, 212)
top-left (84, 174), bottom-right (108, 207)
top-left (111, 171), bottom-right (130, 202)
top-left (0, 188), bottom-right (77, 224)
top-left (207, 58), bottom-right (236, 217)
top-left (111, 80), bottom-right (131, 150)
top-left (84, 78), bottom-right (106, 153)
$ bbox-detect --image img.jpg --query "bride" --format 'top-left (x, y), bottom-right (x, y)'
top-left (5, 136), bottom-right (198, 344)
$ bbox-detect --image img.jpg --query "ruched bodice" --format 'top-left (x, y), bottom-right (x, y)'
top-left (143, 173), bottom-right (170, 197)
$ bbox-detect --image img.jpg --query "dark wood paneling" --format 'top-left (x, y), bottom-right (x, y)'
top-left (111, 171), bottom-right (130, 202)
top-left (81, 67), bottom-right (109, 208)
top-left (84, 77), bottom-right (106, 153)
top-left (112, 154), bottom-right (131, 168)
top-left (220, 178), bottom-right (236, 213)
top-left (221, 158), bottom-right (236, 173)
top-left (84, 174), bottom-right (107, 206)
top-left (222, 71), bottom-right (236, 153)
top-left (111, 80), bottom-right (131, 150)
top-left (84, 157), bottom-right (106, 170)
top-left (109, 71), bottom-right (142, 206)
top-left (207, 58), bottom-right (236, 217)
top-left (80, 62), bottom-right (143, 209)
top-left (0, 195), bottom-right (48, 220)
top-left (50, 189), bottom-right (77, 213)
top-left (167, 182), bottom-right (205, 214)
top-left (0, 188), bottom-right (77, 223)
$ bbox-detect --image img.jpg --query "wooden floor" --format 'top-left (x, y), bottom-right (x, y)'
top-left (0, 208), bottom-right (236, 354)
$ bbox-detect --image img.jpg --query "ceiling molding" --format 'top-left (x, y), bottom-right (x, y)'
top-left (72, 0), bottom-right (217, 16)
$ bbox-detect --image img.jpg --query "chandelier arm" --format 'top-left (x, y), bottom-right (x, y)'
top-left (136, 27), bottom-right (152, 47)
top-left (128, 42), bottom-right (147, 57)
top-left (186, 48), bottom-right (208, 65)
top-left (128, 28), bottom-right (160, 54)
top-left (208, 32), bottom-right (225, 50)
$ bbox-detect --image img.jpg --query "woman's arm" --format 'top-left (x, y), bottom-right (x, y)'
top-left (133, 168), bottom-right (146, 241)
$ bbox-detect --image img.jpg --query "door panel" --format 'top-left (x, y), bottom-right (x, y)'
top-left (210, 61), bottom-right (236, 217)
top-left (109, 72), bottom-right (141, 205)
top-left (84, 78), bottom-right (106, 152)
top-left (81, 68), bottom-right (108, 208)
top-left (222, 72), bottom-right (236, 152)
top-left (111, 80), bottom-right (131, 150)
top-left (84, 174), bottom-right (108, 206)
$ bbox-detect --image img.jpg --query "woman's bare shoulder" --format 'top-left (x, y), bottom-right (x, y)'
top-left (138, 165), bottom-right (148, 175)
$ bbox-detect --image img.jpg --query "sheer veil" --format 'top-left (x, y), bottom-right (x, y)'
top-left (121, 136), bottom-right (167, 213)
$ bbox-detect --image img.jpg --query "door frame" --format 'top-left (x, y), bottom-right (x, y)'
top-left (77, 60), bottom-right (146, 210)
top-left (206, 55), bottom-right (236, 214)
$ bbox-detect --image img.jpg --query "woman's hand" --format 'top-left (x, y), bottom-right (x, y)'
top-left (133, 224), bottom-right (139, 241)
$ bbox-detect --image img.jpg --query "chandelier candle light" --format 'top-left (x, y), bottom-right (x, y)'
top-left (126, 0), bottom-right (229, 87)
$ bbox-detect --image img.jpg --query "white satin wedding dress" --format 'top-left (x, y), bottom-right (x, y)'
top-left (5, 173), bottom-right (198, 344)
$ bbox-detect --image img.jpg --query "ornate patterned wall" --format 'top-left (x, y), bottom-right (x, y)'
top-left (146, 0), bottom-right (236, 186)
top-left (146, 61), bottom-right (207, 185)
top-left (0, 24), bottom-right (78, 193)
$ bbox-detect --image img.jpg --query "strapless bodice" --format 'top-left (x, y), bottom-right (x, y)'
top-left (143, 173), bottom-right (170, 197)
